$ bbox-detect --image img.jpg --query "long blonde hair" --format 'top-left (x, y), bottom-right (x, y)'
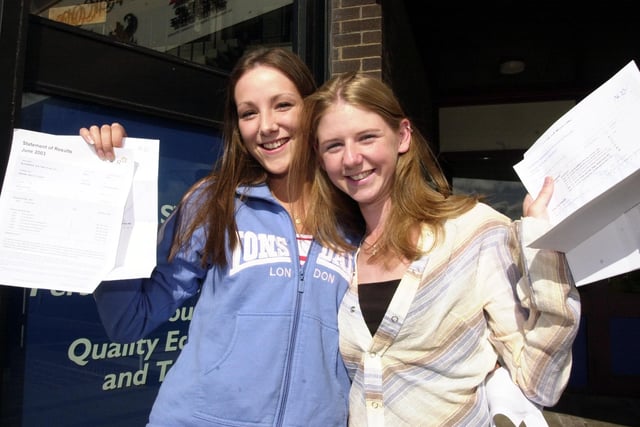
top-left (171, 47), bottom-right (317, 268)
top-left (292, 72), bottom-right (477, 261)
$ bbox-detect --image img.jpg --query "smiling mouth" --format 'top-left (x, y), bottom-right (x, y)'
top-left (261, 138), bottom-right (289, 150)
top-left (348, 170), bottom-right (374, 181)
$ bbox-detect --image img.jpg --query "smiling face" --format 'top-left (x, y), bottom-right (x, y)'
top-left (316, 100), bottom-right (411, 211)
top-left (234, 65), bottom-right (304, 178)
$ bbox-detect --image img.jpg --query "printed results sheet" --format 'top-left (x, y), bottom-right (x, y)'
top-left (0, 129), bottom-right (158, 293)
top-left (514, 61), bottom-right (640, 285)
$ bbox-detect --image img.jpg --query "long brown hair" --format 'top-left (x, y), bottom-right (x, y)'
top-left (170, 47), bottom-right (317, 268)
top-left (293, 72), bottom-right (477, 261)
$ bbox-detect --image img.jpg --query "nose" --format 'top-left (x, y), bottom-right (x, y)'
top-left (259, 112), bottom-right (278, 135)
top-left (342, 142), bottom-right (362, 167)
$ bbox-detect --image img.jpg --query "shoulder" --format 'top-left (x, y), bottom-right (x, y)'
top-left (178, 179), bottom-right (211, 214)
top-left (438, 203), bottom-right (514, 249)
top-left (452, 202), bottom-right (511, 227)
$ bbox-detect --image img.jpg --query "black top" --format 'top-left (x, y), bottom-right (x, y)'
top-left (358, 279), bottom-right (401, 335)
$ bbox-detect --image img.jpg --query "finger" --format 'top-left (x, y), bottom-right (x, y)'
top-left (522, 193), bottom-right (534, 215)
top-left (79, 127), bottom-right (95, 145)
top-left (85, 124), bottom-right (108, 161)
top-left (99, 124), bottom-right (116, 162)
top-left (537, 176), bottom-right (554, 202)
top-left (524, 176), bottom-right (554, 219)
top-left (110, 122), bottom-right (127, 144)
top-left (81, 125), bottom-right (107, 160)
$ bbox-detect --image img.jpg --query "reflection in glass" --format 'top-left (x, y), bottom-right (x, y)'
top-left (31, 0), bottom-right (294, 71)
top-left (452, 177), bottom-right (527, 220)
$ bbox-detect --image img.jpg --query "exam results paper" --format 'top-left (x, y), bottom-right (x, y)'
top-left (0, 129), bottom-right (159, 293)
top-left (514, 60), bottom-right (640, 286)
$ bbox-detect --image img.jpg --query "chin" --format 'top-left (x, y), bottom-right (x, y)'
top-left (265, 165), bottom-right (290, 177)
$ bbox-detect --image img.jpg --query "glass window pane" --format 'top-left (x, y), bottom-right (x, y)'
top-left (31, 0), bottom-right (294, 70)
top-left (4, 92), bottom-right (222, 426)
top-left (452, 177), bottom-right (527, 220)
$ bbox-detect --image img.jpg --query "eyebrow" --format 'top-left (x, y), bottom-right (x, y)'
top-left (236, 92), bottom-right (299, 107)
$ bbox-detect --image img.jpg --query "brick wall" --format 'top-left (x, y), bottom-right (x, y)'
top-left (330, 0), bottom-right (382, 79)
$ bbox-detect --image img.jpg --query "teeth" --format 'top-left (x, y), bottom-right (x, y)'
top-left (262, 139), bottom-right (286, 150)
top-left (350, 171), bottom-right (372, 181)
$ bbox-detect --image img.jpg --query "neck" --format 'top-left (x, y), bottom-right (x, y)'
top-left (269, 175), bottom-right (307, 232)
top-left (360, 199), bottom-right (391, 241)
top-left (267, 174), bottom-right (289, 202)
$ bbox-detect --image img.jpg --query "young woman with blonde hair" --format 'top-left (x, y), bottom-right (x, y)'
top-left (292, 72), bottom-right (580, 426)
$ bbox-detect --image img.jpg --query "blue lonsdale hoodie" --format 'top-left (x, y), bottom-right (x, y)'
top-left (94, 184), bottom-right (354, 426)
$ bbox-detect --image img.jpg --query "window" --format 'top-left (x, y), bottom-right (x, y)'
top-left (31, 0), bottom-right (295, 71)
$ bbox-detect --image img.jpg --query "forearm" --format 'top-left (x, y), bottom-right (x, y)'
top-left (512, 218), bottom-right (581, 405)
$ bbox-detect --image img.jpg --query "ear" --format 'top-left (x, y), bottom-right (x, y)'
top-left (398, 118), bottom-right (412, 154)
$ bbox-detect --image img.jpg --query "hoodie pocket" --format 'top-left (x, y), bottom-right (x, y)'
top-left (194, 312), bottom-right (291, 426)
